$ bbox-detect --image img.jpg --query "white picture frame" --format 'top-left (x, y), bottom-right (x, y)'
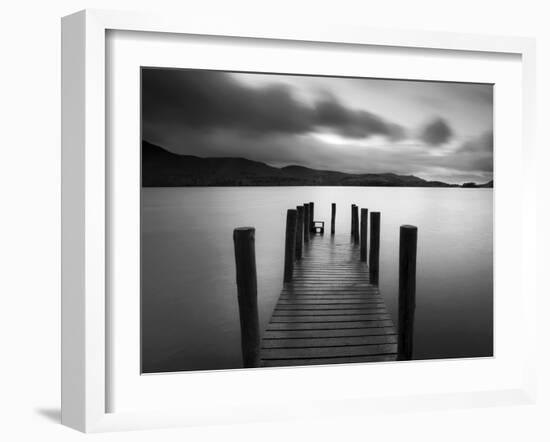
top-left (61, 9), bottom-right (537, 433)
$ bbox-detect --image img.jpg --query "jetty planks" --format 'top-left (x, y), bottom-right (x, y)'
top-left (260, 235), bottom-right (398, 367)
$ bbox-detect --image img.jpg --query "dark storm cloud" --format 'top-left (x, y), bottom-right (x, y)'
top-left (142, 69), bottom-right (405, 141)
top-left (315, 98), bottom-right (405, 140)
top-left (419, 118), bottom-right (454, 146)
top-left (142, 69), bottom-right (310, 135)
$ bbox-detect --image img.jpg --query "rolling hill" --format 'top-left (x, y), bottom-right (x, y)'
top-left (142, 141), bottom-right (491, 188)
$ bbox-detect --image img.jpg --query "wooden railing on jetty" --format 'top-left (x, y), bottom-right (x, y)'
top-left (233, 203), bottom-right (417, 368)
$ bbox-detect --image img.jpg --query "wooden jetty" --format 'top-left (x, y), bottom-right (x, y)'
top-left (260, 234), bottom-right (397, 367)
top-left (233, 202), bottom-right (417, 369)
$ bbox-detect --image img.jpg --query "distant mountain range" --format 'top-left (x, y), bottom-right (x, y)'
top-left (142, 141), bottom-right (493, 188)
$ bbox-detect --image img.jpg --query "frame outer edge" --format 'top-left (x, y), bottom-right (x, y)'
top-left (520, 39), bottom-right (538, 403)
top-left (61, 10), bottom-right (87, 432)
top-left (62, 9), bottom-right (108, 432)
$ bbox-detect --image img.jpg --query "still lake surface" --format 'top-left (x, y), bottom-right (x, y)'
top-left (141, 187), bottom-right (493, 373)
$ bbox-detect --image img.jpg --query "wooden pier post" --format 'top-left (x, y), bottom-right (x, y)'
top-left (331, 203), bottom-right (336, 235)
top-left (352, 205), bottom-right (359, 244)
top-left (303, 203), bottom-right (310, 244)
top-left (233, 227), bottom-right (261, 368)
top-left (351, 204), bottom-right (356, 236)
top-left (398, 225), bottom-right (418, 361)
top-left (360, 208), bottom-right (368, 261)
top-left (295, 206), bottom-right (304, 259)
top-left (284, 209), bottom-right (298, 282)
top-left (309, 202), bottom-right (315, 232)
top-left (369, 212), bottom-right (381, 284)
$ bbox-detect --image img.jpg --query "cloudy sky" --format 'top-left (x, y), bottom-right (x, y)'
top-left (142, 68), bottom-right (493, 184)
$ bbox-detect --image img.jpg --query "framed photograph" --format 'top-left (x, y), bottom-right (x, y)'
top-left (61, 9), bottom-right (537, 432)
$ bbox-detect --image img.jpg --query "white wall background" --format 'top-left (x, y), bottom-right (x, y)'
top-left (0, 0), bottom-right (547, 440)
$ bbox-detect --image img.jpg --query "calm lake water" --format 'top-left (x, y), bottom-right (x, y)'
top-left (141, 187), bottom-right (493, 373)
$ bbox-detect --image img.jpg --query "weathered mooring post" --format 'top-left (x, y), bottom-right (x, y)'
top-left (309, 201), bottom-right (315, 232)
top-left (352, 205), bottom-right (359, 244)
top-left (351, 204), bottom-right (356, 236)
top-left (233, 227), bottom-right (261, 368)
top-left (331, 203), bottom-right (336, 235)
top-left (369, 212), bottom-right (381, 284)
top-left (360, 208), bottom-right (369, 261)
top-left (284, 209), bottom-right (298, 282)
top-left (398, 225), bottom-right (418, 361)
top-left (295, 205), bottom-right (304, 259)
top-left (303, 203), bottom-right (310, 243)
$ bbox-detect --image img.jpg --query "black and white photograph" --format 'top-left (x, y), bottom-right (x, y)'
top-left (141, 68), bottom-right (493, 373)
